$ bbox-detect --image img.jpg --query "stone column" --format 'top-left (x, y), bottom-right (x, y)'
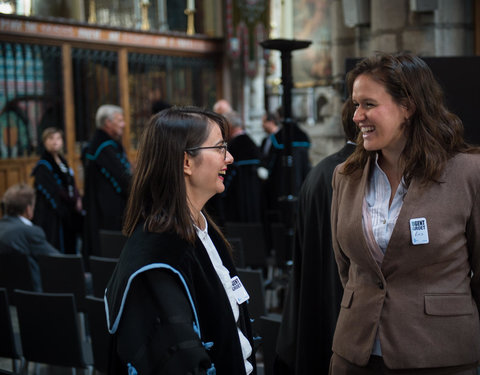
top-left (434, 0), bottom-right (474, 55)
top-left (370, 0), bottom-right (407, 52)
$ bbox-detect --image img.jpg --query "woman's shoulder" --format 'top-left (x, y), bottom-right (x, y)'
top-left (124, 226), bottom-right (194, 264)
top-left (442, 153), bottom-right (480, 185)
top-left (333, 158), bottom-right (366, 183)
top-left (448, 152), bottom-right (480, 172)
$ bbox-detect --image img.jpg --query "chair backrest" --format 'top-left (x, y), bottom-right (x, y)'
top-left (256, 314), bottom-right (282, 375)
top-left (270, 222), bottom-right (291, 267)
top-left (225, 222), bottom-right (269, 269)
top-left (13, 289), bottom-right (92, 368)
top-left (0, 288), bottom-right (22, 360)
top-left (85, 296), bottom-right (111, 373)
top-left (0, 252), bottom-right (36, 302)
top-left (227, 237), bottom-right (245, 268)
top-left (37, 254), bottom-right (88, 311)
top-left (99, 229), bottom-right (127, 258)
top-left (236, 268), bottom-right (266, 319)
top-left (0, 370), bottom-right (20, 375)
top-left (88, 256), bottom-right (119, 298)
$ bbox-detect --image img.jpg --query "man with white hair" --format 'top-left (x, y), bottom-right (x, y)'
top-left (83, 104), bottom-right (132, 256)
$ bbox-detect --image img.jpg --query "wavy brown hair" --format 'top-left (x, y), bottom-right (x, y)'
top-left (123, 106), bottom-right (230, 245)
top-left (343, 52), bottom-right (478, 186)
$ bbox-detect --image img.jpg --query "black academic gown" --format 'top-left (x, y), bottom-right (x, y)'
top-left (83, 129), bottom-right (131, 256)
top-left (263, 124), bottom-right (311, 217)
top-left (32, 151), bottom-right (81, 253)
top-left (275, 143), bottom-right (356, 375)
top-left (106, 222), bottom-right (256, 375)
top-left (222, 133), bottom-right (262, 223)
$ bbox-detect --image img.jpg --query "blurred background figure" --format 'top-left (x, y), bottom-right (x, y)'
top-left (260, 112), bottom-right (280, 162)
top-left (150, 87), bottom-right (171, 115)
top-left (0, 183), bottom-right (59, 291)
top-left (222, 111), bottom-right (262, 223)
top-left (262, 108), bottom-right (311, 221)
top-left (83, 104), bottom-right (132, 256)
top-left (31, 127), bottom-right (82, 254)
top-left (213, 99), bottom-right (233, 115)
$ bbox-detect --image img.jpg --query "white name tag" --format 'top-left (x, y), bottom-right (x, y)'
top-left (410, 217), bottom-right (429, 245)
top-left (231, 275), bottom-right (250, 304)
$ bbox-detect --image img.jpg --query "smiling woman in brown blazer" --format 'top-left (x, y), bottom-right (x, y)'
top-left (330, 52), bottom-right (480, 374)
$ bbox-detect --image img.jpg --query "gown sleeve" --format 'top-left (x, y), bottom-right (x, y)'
top-left (115, 269), bottom-right (212, 375)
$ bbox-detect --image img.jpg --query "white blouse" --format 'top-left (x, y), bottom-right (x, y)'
top-left (195, 214), bottom-right (253, 374)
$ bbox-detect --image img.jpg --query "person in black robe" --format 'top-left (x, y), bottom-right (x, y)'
top-left (275, 100), bottom-right (358, 375)
top-left (83, 105), bottom-right (132, 256)
top-left (262, 118), bottom-right (311, 220)
top-left (32, 127), bottom-right (82, 253)
top-left (260, 112), bottom-right (280, 164)
top-left (222, 111), bottom-right (262, 223)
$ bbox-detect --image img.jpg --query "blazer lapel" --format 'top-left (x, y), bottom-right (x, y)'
top-left (381, 177), bottom-right (423, 274)
top-left (354, 159), bottom-right (386, 279)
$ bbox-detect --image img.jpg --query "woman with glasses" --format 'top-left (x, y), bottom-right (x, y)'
top-left (105, 106), bottom-right (256, 375)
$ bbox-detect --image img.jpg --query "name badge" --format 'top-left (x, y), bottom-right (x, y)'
top-left (410, 217), bottom-right (429, 245)
top-left (231, 275), bottom-right (250, 304)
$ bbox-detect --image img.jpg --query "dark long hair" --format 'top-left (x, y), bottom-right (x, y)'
top-left (343, 52), bottom-right (478, 185)
top-left (123, 106), bottom-right (230, 244)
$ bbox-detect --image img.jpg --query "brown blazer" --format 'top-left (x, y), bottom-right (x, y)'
top-left (331, 152), bottom-right (480, 369)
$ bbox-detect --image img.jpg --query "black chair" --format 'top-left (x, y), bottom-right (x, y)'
top-left (13, 289), bottom-right (93, 372)
top-left (269, 222), bottom-right (291, 268)
top-left (256, 314), bottom-right (282, 375)
top-left (37, 254), bottom-right (90, 312)
top-left (236, 268), bottom-right (267, 320)
top-left (0, 252), bottom-right (36, 303)
top-left (224, 222), bottom-right (269, 269)
top-left (227, 237), bottom-right (245, 268)
top-left (0, 370), bottom-right (20, 375)
top-left (85, 296), bottom-right (111, 374)
top-left (0, 288), bottom-right (24, 373)
top-left (98, 230), bottom-right (127, 258)
top-left (88, 256), bottom-right (118, 298)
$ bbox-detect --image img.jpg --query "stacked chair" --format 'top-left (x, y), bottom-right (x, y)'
top-left (0, 288), bottom-right (23, 374)
top-left (37, 254), bottom-right (89, 312)
top-left (84, 296), bottom-right (111, 374)
top-left (0, 253), bottom-right (36, 302)
top-left (0, 249), bottom-right (119, 374)
top-left (98, 230), bottom-right (127, 258)
top-left (224, 221), bottom-right (288, 375)
top-left (88, 256), bottom-right (119, 299)
top-left (14, 289), bottom-right (93, 374)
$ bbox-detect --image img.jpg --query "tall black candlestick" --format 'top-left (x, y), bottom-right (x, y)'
top-left (260, 38), bottom-right (311, 263)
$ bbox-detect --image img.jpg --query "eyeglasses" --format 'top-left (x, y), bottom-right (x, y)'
top-left (185, 142), bottom-right (228, 160)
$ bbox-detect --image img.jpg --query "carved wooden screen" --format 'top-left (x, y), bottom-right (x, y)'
top-left (0, 42), bottom-right (63, 159)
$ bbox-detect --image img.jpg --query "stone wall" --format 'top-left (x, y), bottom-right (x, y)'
top-left (300, 0), bottom-right (474, 165)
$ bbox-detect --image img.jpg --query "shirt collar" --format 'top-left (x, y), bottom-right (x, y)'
top-left (372, 153), bottom-right (407, 196)
top-left (18, 215), bottom-right (33, 226)
top-left (193, 212), bottom-right (208, 236)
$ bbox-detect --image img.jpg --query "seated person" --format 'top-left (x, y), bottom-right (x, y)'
top-left (0, 183), bottom-right (59, 291)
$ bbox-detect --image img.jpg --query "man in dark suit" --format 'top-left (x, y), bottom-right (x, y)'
top-left (275, 100), bottom-right (358, 375)
top-left (0, 183), bottom-right (59, 291)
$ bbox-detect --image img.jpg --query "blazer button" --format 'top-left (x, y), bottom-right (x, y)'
top-left (378, 281), bottom-right (384, 290)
